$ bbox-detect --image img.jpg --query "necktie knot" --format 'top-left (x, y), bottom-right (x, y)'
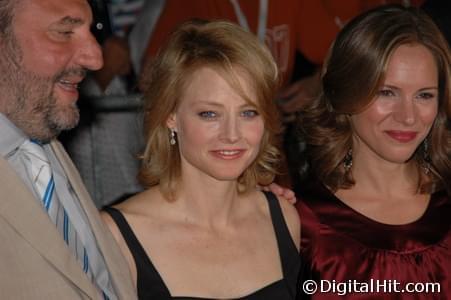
top-left (20, 139), bottom-right (54, 209)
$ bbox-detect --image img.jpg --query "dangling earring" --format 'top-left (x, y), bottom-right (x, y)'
top-left (343, 149), bottom-right (353, 172)
top-left (169, 129), bottom-right (176, 146)
top-left (422, 138), bottom-right (431, 174)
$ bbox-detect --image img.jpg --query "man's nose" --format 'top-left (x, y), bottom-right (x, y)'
top-left (75, 32), bottom-right (103, 71)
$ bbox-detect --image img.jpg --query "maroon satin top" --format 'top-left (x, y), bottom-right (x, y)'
top-left (296, 180), bottom-right (451, 299)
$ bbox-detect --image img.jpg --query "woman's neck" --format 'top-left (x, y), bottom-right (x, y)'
top-left (351, 149), bottom-right (420, 198)
top-left (173, 170), bottom-right (246, 229)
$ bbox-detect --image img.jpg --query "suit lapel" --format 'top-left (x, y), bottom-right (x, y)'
top-left (51, 141), bottom-right (136, 299)
top-left (0, 155), bottom-right (97, 298)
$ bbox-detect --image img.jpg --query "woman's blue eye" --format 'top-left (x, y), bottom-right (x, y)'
top-left (198, 111), bottom-right (217, 119)
top-left (241, 110), bottom-right (259, 118)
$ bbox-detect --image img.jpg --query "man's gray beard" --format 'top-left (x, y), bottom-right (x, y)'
top-left (0, 32), bottom-right (80, 142)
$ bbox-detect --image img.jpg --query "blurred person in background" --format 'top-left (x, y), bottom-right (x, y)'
top-left (62, 0), bottom-right (166, 207)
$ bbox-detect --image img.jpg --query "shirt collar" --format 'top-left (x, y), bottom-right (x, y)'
top-left (0, 113), bottom-right (28, 157)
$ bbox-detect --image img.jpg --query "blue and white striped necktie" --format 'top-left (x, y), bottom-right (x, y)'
top-left (20, 139), bottom-right (90, 264)
top-left (20, 140), bottom-right (111, 298)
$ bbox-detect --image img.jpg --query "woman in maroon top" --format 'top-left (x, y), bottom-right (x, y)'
top-left (296, 5), bottom-right (451, 299)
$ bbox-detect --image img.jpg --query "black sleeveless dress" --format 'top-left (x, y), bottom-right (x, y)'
top-left (104, 191), bottom-right (300, 299)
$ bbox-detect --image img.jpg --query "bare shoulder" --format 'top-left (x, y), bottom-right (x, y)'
top-left (100, 191), bottom-right (142, 232)
top-left (99, 189), bottom-right (161, 285)
top-left (100, 207), bottom-right (138, 283)
top-left (100, 208), bottom-right (123, 243)
top-left (273, 193), bottom-right (301, 251)
top-left (113, 186), bottom-right (164, 217)
top-left (100, 186), bottom-right (167, 246)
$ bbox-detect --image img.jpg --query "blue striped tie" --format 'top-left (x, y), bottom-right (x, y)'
top-left (20, 140), bottom-right (105, 295)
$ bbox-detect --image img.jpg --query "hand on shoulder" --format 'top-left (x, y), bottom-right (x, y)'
top-left (261, 183), bottom-right (297, 204)
top-left (273, 192), bottom-right (301, 251)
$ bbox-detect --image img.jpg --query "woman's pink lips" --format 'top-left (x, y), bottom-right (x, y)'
top-left (210, 149), bottom-right (246, 160)
top-left (385, 130), bottom-right (418, 142)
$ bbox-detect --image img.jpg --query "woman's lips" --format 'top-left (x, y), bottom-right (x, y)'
top-left (210, 149), bottom-right (246, 160)
top-left (385, 130), bottom-right (418, 143)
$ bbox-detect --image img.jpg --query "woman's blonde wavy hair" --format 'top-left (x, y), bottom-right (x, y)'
top-left (300, 5), bottom-right (451, 194)
top-left (139, 19), bottom-right (281, 200)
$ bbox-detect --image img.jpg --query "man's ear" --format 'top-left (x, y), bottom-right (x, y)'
top-left (166, 113), bottom-right (177, 131)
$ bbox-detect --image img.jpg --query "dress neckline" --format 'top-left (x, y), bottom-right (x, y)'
top-left (313, 180), bottom-right (441, 229)
top-left (298, 179), bottom-right (450, 252)
top-left (171, 279), bottom-right (284, 299)
top-left (331, 187), bottom-right (433, 228)
top-left (141, 192), bottom-right (290, 299)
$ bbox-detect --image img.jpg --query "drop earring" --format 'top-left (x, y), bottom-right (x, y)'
top-left (422, 138), bottom-right (431, 174)
top-left (343, 149), bottom-right (353, 172)
top-left (170, 129), bottom-right (176, 146)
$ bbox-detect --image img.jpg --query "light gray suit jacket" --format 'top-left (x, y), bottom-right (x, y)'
top-left (0, 140), bottom-right (137, 299)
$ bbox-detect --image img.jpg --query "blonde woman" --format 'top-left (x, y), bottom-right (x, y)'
top-left (102, 20), bottom-right (301, 299)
